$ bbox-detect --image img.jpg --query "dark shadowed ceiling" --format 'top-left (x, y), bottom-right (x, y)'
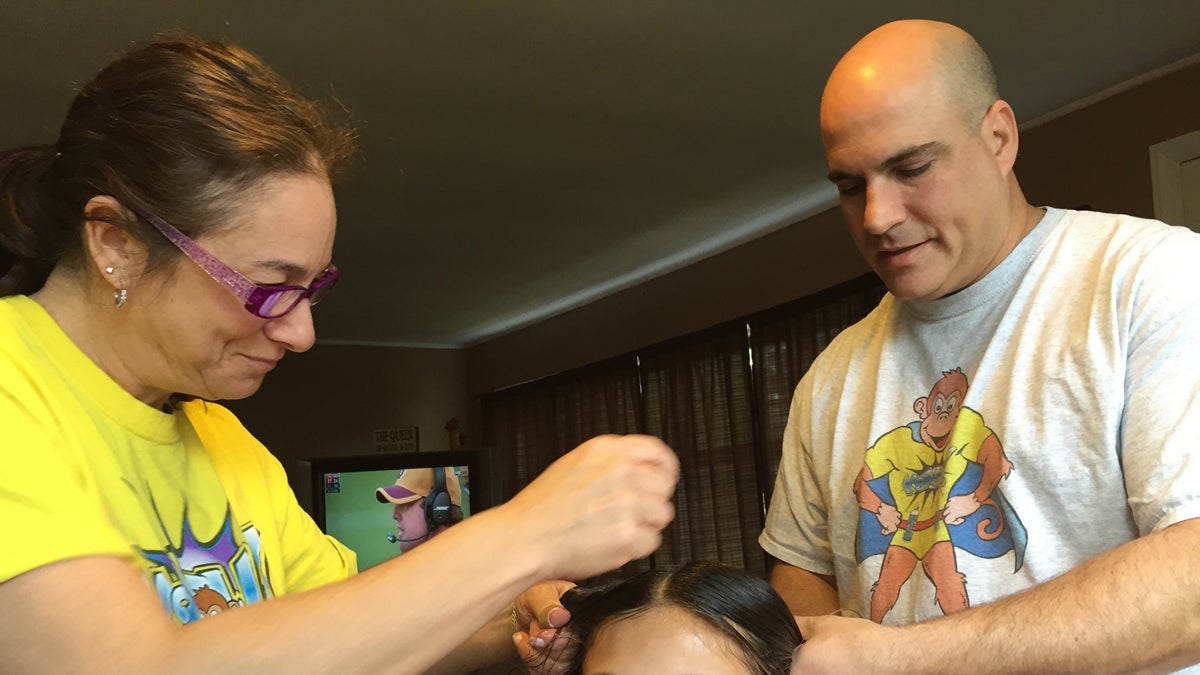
top-left (3, 1), bottom-right (1199, 346)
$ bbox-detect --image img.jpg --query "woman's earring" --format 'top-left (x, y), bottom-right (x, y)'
top-left (104, 266), bottom-right (114, 274)
top-left (114, 289), bottom-right (127, 308)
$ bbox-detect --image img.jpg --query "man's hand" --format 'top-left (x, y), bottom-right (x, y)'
top-left (791, 613), bottom-right (900, 675)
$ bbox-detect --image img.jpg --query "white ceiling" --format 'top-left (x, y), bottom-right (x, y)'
top-left (4, 2), bottom-right (1199, 347)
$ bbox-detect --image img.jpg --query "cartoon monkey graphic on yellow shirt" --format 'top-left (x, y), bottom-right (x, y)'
top-left (853, 368), bottom-right (1026, 622)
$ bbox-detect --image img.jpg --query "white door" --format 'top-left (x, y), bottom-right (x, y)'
top-left (1150, 130), bottom-right (1200, 233)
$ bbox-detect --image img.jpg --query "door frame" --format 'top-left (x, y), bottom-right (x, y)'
top-left (1150, 129), bottom-right (1200, 226)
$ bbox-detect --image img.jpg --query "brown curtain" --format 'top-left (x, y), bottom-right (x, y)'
top-left (638, 321), bottom-right (765, 575)
top-left (481, 355), bottom-right (647, 580)
top-left (479, 272), bottom-right (886, 575)
top-left (748, 273), bottom-right (886, 503)
top-left (481, 355), bottom-right (641, 503)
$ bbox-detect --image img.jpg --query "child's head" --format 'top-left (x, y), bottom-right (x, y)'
top-left (559, 561), bottom-right (802, 675)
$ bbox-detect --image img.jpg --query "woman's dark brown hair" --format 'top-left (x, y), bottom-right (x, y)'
top-left (0, 34), bottom-right (355, 296)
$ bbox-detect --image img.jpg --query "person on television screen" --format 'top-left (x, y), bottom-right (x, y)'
top-left (523, 561), bottom-right (802, 675)
top-left (760, 18), bottom-right (1200, 674)
top-left (0, 34), bottom-right (679, 674)
top-left (376, 467), bottom-right (464, 552)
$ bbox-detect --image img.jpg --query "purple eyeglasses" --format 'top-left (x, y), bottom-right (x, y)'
top-left (131, 208), bottom-right (340, 319)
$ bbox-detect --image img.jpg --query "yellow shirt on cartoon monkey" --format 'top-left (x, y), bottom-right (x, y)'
top-left (863, 408), bottom-right (991, 558)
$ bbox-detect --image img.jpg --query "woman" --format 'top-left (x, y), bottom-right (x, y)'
top-left (0, 35), bottom-right (678, 673)
top-left (536, 561), bottom-right (803, 674)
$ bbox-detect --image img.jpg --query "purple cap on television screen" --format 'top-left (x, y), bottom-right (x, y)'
top-left (375, 467), bottom-right (462, 506)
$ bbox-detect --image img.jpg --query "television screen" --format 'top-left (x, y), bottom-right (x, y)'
top-left (299, 450), bottom-right (485, 572)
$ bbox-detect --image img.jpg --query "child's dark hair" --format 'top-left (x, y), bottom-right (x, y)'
top-left (554, 560), bottom-right (802, 674)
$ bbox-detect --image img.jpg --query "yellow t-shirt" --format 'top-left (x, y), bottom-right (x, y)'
top-left (0, 295), bottom-right (356, 623)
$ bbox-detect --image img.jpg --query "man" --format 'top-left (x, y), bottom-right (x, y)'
top-left (760, 19), bottom-right (1200, 674)
top-left (377, 467), bottom-right (464, 552)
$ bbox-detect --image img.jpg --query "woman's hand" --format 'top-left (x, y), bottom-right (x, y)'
top-left (511, 580), bottom-right (578, 675)
top-left (505, 434), bottom-right (679, 581)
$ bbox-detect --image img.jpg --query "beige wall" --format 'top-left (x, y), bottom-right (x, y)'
top-left (1018, 60), bottom-right (1200, 217)
top-left (225, 344), bottom-right (470, 492)
top-left (234, 58), bottom-right (1200, 486)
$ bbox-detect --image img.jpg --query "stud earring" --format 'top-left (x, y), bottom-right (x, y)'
top-left (104, 266), bottom-right (114, 274)
top-left (114, 289), bottom-right (127, 308)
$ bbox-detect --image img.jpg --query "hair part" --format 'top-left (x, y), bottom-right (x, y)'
top-left (0, 33), bottom-right (356, 296)
top-left (557, 561), bottom-right (803, 675)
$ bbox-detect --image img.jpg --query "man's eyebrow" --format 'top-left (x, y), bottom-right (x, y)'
top-left (881, 141), bottom-right (946, 168)
top-left (827, 168), bottom-right (857, 183)
top-left (827, 141), bottom-right (948, 183)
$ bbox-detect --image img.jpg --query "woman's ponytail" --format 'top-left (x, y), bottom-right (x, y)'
top-left (0, 145), bottom-right (71, 296)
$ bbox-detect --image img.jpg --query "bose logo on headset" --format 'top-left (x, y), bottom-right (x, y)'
top-left (425, 467), bottom-right (454, 528)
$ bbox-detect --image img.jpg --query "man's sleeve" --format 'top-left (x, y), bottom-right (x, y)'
top-left (1120, 227), bottom-right (1200, 534)
top-left (759, 377), bottom-right (836, 576)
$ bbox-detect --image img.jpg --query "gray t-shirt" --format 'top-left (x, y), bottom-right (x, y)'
top-left (761, 208), bottom-right (1200, 668)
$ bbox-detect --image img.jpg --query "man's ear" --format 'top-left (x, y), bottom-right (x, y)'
top-left (81, 195), bottom-right (146, 289)
top-left (980, 99), bottom-right (1019, 174)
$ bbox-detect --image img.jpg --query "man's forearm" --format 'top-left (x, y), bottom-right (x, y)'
top-left (769, 559), bottom-right (841, 616)
top-left (888, 518), bottom-right (1200, 674)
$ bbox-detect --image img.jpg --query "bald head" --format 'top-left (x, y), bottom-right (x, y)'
top-left (822, 20), bottom-right (999, 132)
top-left (817, 20), bottom-right (1037, 302)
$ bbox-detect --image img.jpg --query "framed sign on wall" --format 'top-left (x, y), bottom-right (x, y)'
top-left (372, 426), bottom-right (419, 453)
